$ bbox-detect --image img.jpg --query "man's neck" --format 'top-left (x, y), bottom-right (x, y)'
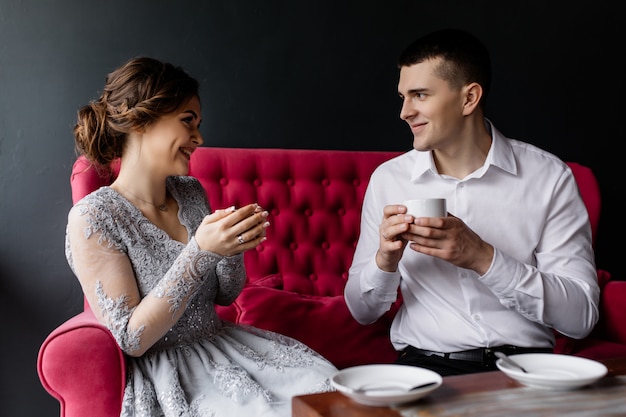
top-left (432, 119), bottom-right (492, 179)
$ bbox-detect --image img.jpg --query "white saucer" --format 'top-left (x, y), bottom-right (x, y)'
top-left (496, 353), bottom-right (607, 391)
top-left (331, 364), bottom-right (442, 406)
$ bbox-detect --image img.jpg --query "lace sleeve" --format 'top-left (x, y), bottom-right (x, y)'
top-left (215, 254), bottom-right (247, 306)
top-left (152, 237), bottom-right (220, 313)
top-left (66, 202), bottom-right (221, 357)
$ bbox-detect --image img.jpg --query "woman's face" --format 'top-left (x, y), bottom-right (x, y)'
top-left (139, 96), bottom-right (203, 177)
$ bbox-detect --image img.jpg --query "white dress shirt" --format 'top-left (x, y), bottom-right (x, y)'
top-left (345, 120), bottom-right (600, 353)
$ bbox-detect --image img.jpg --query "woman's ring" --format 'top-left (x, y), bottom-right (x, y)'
top-left (237, 235), bottom-right (245, 245)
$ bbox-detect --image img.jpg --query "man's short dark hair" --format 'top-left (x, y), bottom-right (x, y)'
top-left (398, 29), bottom-right (491, 105)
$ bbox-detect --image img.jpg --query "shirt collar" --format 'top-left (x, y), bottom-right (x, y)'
top-left (484, 119), bottom-right (517, 176)
top-left (410, 118), bottom-right (517, 182)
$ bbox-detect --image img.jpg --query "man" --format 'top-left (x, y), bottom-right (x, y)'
top-left (344, 28), bottom-right (599, 376)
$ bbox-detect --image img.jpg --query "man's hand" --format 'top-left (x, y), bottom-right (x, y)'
top-left (402, 213), bottom-right (494, 275)
top-left (376, 204), bottom-right (413, 272)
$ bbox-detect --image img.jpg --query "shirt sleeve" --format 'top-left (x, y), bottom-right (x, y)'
top-left (345, 181), bottom-right (402, 324)
top-left (478, 168), bottom-right (600, 339)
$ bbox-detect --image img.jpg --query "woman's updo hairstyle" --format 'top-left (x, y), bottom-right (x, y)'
top-left (73, 57), bottom-right (199, 166)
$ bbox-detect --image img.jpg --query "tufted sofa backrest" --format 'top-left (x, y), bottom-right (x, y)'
top-left (188, 147), bottom-right (401, 296)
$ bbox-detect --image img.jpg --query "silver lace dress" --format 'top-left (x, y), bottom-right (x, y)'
top-left (65, 176), bottom-right (337, 417)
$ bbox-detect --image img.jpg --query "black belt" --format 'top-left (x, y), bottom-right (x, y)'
top-left (408, 345), bottom-right (553, 364)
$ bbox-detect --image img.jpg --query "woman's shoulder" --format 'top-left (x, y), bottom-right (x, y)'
top-left (67, 187), bottom-right (131, 250)
top-left (72, 186), bottom-right (120, 210)
top-left (69, 186), bottom-right (132, 223)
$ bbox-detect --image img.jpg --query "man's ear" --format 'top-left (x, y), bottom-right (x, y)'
top-left (461, 82), bottom-right (483, 116)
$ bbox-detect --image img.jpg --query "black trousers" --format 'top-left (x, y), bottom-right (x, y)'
top-left (395, 345), bottom-right (553, 376)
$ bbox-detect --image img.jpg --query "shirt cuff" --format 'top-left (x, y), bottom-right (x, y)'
top-left (478, 248), bottom-right (520, 294)
top-left (360, 260), bottom-right (402, 301)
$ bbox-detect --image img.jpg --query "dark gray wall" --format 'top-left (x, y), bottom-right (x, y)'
top-left (0, 1), bottom-right (623, 415)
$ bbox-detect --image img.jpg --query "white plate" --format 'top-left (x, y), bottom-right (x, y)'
top-left (496, 353), bottom-right (607, 391)
top-left (331, 364), bottom-right (442, 406)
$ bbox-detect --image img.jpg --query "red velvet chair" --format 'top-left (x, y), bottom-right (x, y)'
top-left (38, 148), bottom-right (626, 417)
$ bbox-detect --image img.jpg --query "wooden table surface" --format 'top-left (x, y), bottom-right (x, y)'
top-left (292, 357), bottom-right (626, 417)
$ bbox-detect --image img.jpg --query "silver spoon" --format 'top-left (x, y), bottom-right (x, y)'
top-left (350, 381), bottom-right (438, 394)
top-left (495, 351), bottom-right (528, 373)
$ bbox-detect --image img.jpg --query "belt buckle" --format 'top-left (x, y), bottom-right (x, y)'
top-left (483, 348), bottom-right (493, 363)
top-left (484, 347), bottom-right (506, 364)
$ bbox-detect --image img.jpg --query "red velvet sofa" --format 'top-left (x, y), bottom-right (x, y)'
top-left (38, 147), bottom-right (626, 417)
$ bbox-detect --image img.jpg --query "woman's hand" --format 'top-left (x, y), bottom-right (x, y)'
top-left (195, 203), bottom-right (269, 256)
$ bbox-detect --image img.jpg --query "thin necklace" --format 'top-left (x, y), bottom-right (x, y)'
top-left (115, 185), bottom-right (168, 212)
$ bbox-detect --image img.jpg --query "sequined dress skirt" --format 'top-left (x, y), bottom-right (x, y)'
top-left (120, 322), bottom-right (337, 417)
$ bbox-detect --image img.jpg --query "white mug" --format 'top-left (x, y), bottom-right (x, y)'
top-left (402, 198), bottom-right (447, 218)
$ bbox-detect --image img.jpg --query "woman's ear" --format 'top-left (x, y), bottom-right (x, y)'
top-left (131, 125), bottom-right (146, 135)
top-left (127, 125), bottom-right (149, 142)
top-left (461, 82), bottom-right (483, 116)
top-left (125, 127), bottom-right (145, 146)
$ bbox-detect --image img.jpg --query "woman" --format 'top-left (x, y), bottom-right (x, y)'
top-left (66, 56), bottom-right (337, 417)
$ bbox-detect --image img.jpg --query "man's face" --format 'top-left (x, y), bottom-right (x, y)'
top-left (397, 58), bottom-right (466, 152)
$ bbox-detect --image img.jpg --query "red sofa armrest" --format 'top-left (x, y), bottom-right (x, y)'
top-left (602, 280), bottom-right (626, 345)
top-left (37, 309), bottom-right (126, 417)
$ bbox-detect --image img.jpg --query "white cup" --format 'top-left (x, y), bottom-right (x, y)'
top-left (402, 198), bottom-right (447, 218)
